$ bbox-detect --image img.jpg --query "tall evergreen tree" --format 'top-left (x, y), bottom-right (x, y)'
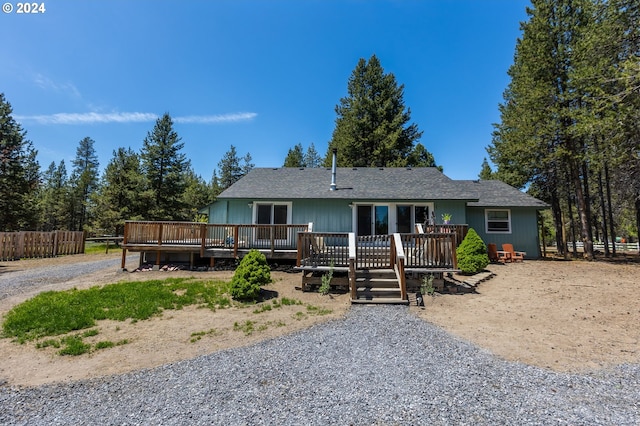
top-left (407, 143), bottom-right (442, 170)
top-left (217, 145), bottom-right (253, 191)
top-left (283, 143), bottom-right (304, 167)
top-left (140, 113), bottom-right (189, 220)
top-left (39, 160), bottom-right (69, 231)
top-left (303, 143), bottom-right (322, 168)
top-left (0, 93), bottom-right (40, 231)
top-left (326, 55), bottom-right (426, 167)
top-left (181, 167), bottom-right (213, 221)
top-left (69, 137), bottom-right (99, 231)
top-left (92, 148), bottom-right (150, 235)
top-left (241, 152), bottom-right (254, 177)
top-left (489, 0), bottom-right (596, 259)
top-left (478, 158), bottom-right (495, 180)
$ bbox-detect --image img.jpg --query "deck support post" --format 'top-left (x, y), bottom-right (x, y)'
top-left (120, 222), bottom-right (129, 270)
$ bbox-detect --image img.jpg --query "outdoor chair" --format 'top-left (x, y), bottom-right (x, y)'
top-left (501, 243), bottom-right (525, 262)
top-left (487, 243), bottom-right (509, 263)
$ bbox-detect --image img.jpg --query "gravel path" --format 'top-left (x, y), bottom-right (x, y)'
top-left (1, 263), bottom-right (639, 425)
top-left (0, 256), bottom-right (136, 300)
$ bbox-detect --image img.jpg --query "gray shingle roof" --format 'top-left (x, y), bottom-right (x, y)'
top-left (217, 168), bottom-right (548, 208)
top-left (464, 180), bottom-right (549, 208)
top-left (218, 167), bottom-right (478, 200)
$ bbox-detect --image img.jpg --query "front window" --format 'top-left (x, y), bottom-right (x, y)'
top-left (486, 209), bottom-right (511, 233)
top-left (255, 203), bottom-right (290, 239)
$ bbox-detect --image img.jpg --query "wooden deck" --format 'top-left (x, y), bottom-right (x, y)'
top-left (121, 220), bottom-right (468, 304)
top-left (121, 221), bottom-right (310, 269)
top-left (296, 228), bottom-right (465, 303)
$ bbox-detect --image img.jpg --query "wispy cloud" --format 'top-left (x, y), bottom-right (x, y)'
top-left (15, 112), bottom-right (158, 125)
top-left (33, 74), bottom-right (82, 99)
top-left (174, 113), bottom-right (257, 124)
top-left (15, 112), bottom-right (257, 125)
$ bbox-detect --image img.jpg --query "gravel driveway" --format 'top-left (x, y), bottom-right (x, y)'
top-left (0, 260), bottom-right (639, 425)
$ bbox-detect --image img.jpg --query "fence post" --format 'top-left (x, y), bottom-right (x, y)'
top-left (52, 230), bottom-right (58, 257)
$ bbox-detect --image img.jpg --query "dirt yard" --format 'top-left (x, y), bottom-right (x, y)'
top-left (1, 253), bottom-right (639, 387)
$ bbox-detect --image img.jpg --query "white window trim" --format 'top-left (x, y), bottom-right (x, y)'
top-left (351, 202), bottom-right (434, 234)
top-left (252, 201), bottom-right (293, 224)
top-left (485, 209), bottom-right (512, 234)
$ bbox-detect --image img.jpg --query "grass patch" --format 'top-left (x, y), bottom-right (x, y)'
top-left (84, 242), bottom-right (123, 255)
top-left (189, 328), bottom-right (221, 343)
top-left (233, 320), bottom-right (255, 336)
top-left (253, 304), bottom-right (272, 314)
top-left (306, 305), bottom-right (333, 316)
top-left (1, 278), bottom-right (231, 355)
top-left (81, 328), bottom-right (99, 338)
top-left (280, 297), bottom-right (303, 306)
top-left (94, 340), bottom-right (115, 350)
top-left (58, 336), bottom-right (91, 356)
top-left (36, 339), bottom-right (61, 349)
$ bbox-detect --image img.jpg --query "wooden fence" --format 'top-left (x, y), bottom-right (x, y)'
top-left (0, 231), bottom-right (85, 261)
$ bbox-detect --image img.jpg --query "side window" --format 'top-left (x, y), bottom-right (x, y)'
top-left (486, 209), bottom-right (511, 233)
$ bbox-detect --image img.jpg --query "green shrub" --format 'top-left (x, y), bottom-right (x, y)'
top-left (230, 250), bottom-right (271, 301)
top-left (456, 228), bottom-right (490, 274)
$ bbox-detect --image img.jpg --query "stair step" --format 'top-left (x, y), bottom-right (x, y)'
top-left (351, 297), bottom-right (409, 305)
top-left (356, 286), bottom-right (401, 293)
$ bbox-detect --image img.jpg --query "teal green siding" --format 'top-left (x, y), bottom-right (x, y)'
top-left (467, 207), bottom-right (541, 258)
top-left (207, 199), bottom-right (253, 224)
top-left (292, 199), bottom-right (352, 232)
top-left (207, 199), bottom-right (540, 256)
top-left (208, 199), bottom-right (352, 232)
top-left (433, 201), bottom-right (468, 225)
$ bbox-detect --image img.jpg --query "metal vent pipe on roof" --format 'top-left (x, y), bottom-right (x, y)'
top-left (330, 148), bottom-right (337, 191)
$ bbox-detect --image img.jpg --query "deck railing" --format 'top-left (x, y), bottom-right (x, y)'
top-left (420, 224), bottom-right (467, 248)
top-left (296, 232), bottom-right (351, 267)
top-left (122, 221), bottom-right (310, 264)
top-left (297, 231), bottom-right (459, 271)
top-left (401, 232), bottom-right (458, 269)
top-left (390, 233), bottom-right (407, 300)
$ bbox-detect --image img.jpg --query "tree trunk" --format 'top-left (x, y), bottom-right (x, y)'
top-left (636, 195), bottom-right (640, 256)
top-left (597, 169), bottom-right (610, 256)
top-left (550, 186), bottom-right (565, 257)
top-left (581, 161), bottom-right (594, 246)
top-left (604, 162), bottom-right (617, 256)
top-left (567, 189), bottom-right (577, 258)
top-left (569, 159), bottom-right (593, 260)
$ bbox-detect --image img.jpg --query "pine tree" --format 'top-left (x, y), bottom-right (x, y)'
top-left (181, 167), bottom-right (212, 221)
top-left (92, 148), bottom-right (150, 235)
top-left (217, 145), bottom-right (253, 191)
top-left (140, 113), bottom-right (189, 220)
top-left (326, 55), bottom-right (425, 167)
top-left (303, 143), bottom-right (322, 168)
top-left (210, 170), bottom-right (223, 199)
top-left (0, 93), bottom-right (40, 231)
top-left (283, 143), bottom-right (304, 167)
top-left (489, 0), bottom-right (595, 259)
top-left (241, 152), bottom-right (254, 177)
top-left (69, 137), bottom-right (100, 231)
top-left (478, 158), bottom-right (495, 180)
top-left (407, 143), bottom-right (442, 170)
top-left (39, 161), bottom-right (69, 231)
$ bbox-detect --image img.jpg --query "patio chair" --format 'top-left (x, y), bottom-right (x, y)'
top-left (501, 243), bottom-right (525, 262)
top-left (487, 243), bottom-right (509, 263)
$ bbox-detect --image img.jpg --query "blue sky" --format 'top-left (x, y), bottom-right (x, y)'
top-left (2, 0), bottom-right (530, 181)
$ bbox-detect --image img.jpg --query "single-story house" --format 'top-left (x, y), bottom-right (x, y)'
top-left (201, 166), bottom-right (548, 257)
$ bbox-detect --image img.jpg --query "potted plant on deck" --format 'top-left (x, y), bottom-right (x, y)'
top-left (441, 213), bottom-right (452, 225)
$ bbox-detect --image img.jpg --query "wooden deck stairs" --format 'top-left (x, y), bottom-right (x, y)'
top-left (351, 269), bottom-right (408, 305)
